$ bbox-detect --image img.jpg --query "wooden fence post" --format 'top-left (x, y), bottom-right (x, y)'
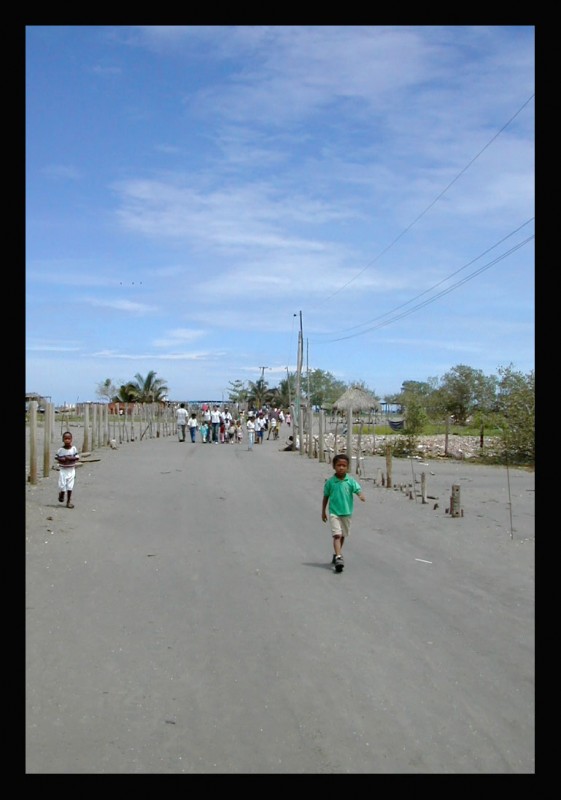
top-left (103, 404), bottom-right (110, 446)
top-left (43, 402), bottom-right (52, 478)
top-left (346, 406), bottom-right (353, 460)
top-left (92, 404), bottom-right (96, 449)
top-left (82, 405), bottom-right (89, 452)
top-left (356, 419), bottom-right (364, 475)
top-left (450, 484), bottom-right (462, 517)
top-left (385, 444), bottom-right (393, 489)
top-left (29, 401), bottom-right (38, 485)
top-left (318, 410), bottom-right (324, 463)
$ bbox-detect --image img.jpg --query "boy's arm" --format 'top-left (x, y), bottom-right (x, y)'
top-left (322, 495), bottom-right (329, 520)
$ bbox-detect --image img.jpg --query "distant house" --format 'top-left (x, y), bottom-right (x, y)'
top-left (380, 402), bottom-right (402, 415)
top-left (25, 392), bottom-right (49, 411)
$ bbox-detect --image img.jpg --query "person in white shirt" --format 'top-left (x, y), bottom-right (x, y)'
top-left (176, 403), bottom-right (188, 442)
top-left (267, 415), bottom-right (278, 440)
top-left (246, 416), bottom-right (255, 450)
top-left (255, 412), bottom-right (265, 444)
top-left (55, 430), bottom-right (80, 507)
top-left (210, 405), bottom-right (221, 444)
top-left (187, 412), bottom-right (198, 443)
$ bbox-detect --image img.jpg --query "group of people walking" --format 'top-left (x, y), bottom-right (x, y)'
top-left (175, 403), bottom-right (291, 449)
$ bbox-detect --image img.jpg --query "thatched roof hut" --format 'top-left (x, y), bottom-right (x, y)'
top-left (332, 386), bottom-right (378, 412)
top-left (332, 386), bottom-right (378, 474)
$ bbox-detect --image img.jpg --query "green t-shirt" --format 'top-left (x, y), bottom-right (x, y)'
top-left (323, 473), bottom-right (362, 516)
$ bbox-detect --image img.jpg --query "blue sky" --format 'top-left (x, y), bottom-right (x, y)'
top-left (26, 26), bottom-right (534, 406)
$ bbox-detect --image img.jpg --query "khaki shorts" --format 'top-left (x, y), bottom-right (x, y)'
top-left (329, 514), bottom-right (351, 538)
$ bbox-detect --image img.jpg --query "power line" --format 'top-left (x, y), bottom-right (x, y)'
top-left (319, 93), bottom-right (535, 305)
top-left (314, 217), bottom-right (534, 339)
top-left (325, 234), bottom-right (534, 343)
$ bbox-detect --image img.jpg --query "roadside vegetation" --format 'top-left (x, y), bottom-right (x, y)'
top-left (30, 362), bottom-right (534, 468)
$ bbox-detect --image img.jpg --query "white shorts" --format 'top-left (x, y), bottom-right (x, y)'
top-left (58, 467), bottom-right (76, 492)
top-left (329, 514), bottom-right (351, 538)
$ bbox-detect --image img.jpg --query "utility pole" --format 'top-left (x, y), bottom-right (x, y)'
top-left (306, 337), bottom-right (310, 404)
top-left (258, 366), bottom-right (270, 410)
top-left (294, 311), bottom-right (304, 453)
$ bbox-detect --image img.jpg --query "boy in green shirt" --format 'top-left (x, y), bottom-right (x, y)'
top-left (322, 453), bottom-right (365, 572)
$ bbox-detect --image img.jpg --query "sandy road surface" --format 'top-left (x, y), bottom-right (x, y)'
top-left (26, 432), bottom-right (534, 774)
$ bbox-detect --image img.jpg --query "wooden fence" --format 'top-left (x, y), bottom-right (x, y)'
top-left (27, 404), bottom-right (462, 517)
top-left (25, 400), bottom-right (176, 485)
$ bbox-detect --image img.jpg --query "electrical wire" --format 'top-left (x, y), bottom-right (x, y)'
top-left (325, 234), bottom-right (534, 342)
top-left (314, 217), bottom-right (534, 338)
top-left (319, 93), bottom-right (534, 305)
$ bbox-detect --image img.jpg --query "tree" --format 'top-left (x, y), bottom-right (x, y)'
top-left (128, 371), bottom-right (169, 404)
top-left (395, 379), bottom-right (435, 421)
top-left (402, 395), bottom-right (428, 445)
top-left (226, 379), bottom-right (249, 408)
top-left (114, 382), bottom-right (139, 403)
top-left (96, 378), bottom-right (117, 403)
top-left (400, 380), bottom-right (433, 399)
top-left (266, 384), bottom-right (283, 408)
top-left (434, 364), bottom-right (497, 425)
top-left (494, 365), bottom-right (535, 464)
top-left (246, 377), bottom-right (273, 410)
top-left (306, 369), bottom-right (347, 409)
top-left (275, 373), bottom-right (296, 409)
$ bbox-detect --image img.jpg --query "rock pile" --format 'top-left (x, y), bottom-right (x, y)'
top-left (317, 432), bottom-right (499, 460)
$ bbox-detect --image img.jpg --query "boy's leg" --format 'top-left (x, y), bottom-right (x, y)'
top-left (66, 490), bottom-right (74, 508)
top-left (333, 535), bottom-right (344, 570)
top-left (330, 516), bottom-right (345, 570)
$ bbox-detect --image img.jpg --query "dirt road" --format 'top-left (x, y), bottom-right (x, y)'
top-left (25, 433), bottom-right (534, 773)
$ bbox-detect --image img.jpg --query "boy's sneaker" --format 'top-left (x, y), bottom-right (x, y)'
top-left (335, 555), bottom-right (344, 572)
top-left (331, 554), bottom-right (337, 565)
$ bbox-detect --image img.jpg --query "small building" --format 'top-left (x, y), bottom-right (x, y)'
top-left (25, 392), bottom-right (49, 410)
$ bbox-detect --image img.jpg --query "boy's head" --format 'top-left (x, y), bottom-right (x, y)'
top-left (62, 431), bottom-right (73, 447)
top-left (332, 453), bottom-right (349, 474)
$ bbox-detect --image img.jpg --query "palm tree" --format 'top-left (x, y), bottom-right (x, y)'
top-left (129, 371), bottom-right (169, 403)
top-left (275, 374), bottom-right (295, 409)
top-left (247, 378), bottom-right (272, 410)
top-left (113, 382), bottom-right (139, 403)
